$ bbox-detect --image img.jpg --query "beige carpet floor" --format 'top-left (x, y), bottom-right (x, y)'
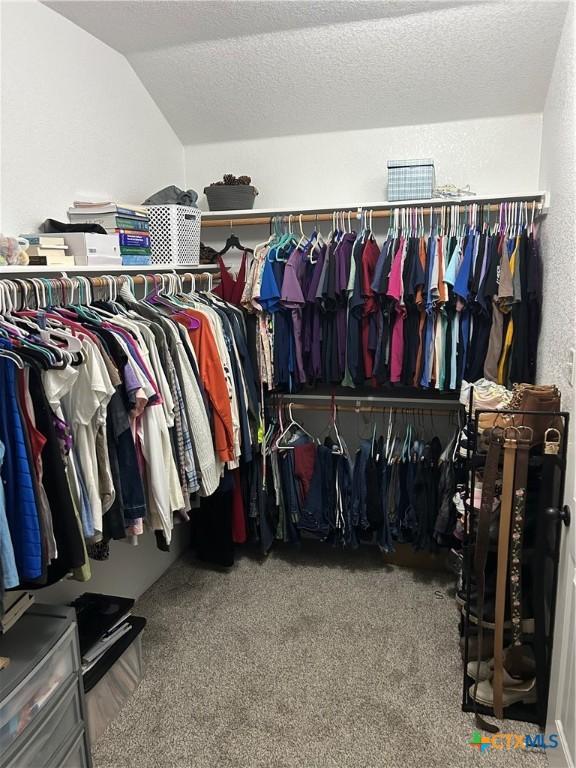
top-left (92, 546), bottom-right (547, 768)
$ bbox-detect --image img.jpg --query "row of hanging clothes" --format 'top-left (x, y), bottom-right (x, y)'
top-left (0, 273), bottom-right (261, 592)
top-left (252, 397), bottom-right (464, 554)
top-left (217, 201), bottom-right (543, 394)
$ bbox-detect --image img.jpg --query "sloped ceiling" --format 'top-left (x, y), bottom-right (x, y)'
top-left (46, 0), bottom-right (568, 145)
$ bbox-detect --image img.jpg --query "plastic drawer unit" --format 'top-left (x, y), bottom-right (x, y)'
top-left (0, 605), bottom-right (91, 768)
top-left (51, 727), bottom-right (90, 768)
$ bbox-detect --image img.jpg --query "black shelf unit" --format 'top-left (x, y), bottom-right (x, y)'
top-left (459, 401), bottom-right (570, 728)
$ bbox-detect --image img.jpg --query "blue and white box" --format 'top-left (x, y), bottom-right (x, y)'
top-left (387, 159), bottom-right (435, 201)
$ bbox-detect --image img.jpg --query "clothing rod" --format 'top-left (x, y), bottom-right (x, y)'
top-left (0, 272), bottom-right (216, 286)
top-left (0, 264), bottom-right (220, 275)
top-left (278, 402), bottom-right (459, 416)
top-left (0, 271), bottom-right (219, 310)
top-left (271, 393), bottom-right (462, 408)
top-left (76, 273), bottom-right (214, 286)
top-left (201, 198), bottom-right (545, 228)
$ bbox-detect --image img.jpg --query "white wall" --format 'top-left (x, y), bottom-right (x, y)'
top-left (0, 0), bottom-right (189, 605)
top-left (538, 12), bottom-right (576, 392)
top-left (186, 114), bottom-right (543, 212)
top-left (0, 0), bottom-right (184, 234)
top-left (538, 5), bottom-right (576, 765)
top-left (39, 526), bottom-right (190, 605)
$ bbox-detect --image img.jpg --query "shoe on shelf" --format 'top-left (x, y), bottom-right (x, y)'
top-left (469, 677), bottom-right (538, 707)
top-left (465, 659), bottom-right (525, 686)
top-left (466, 659), bottom-right (492, 681)
top-left (467, 610), bottom-right (535, 634)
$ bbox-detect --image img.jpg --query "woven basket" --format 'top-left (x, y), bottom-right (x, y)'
top-left (204, 185), bottom-right (258, 211)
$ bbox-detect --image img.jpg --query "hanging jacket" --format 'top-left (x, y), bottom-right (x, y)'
top-left (0, 358), bottom-right (42, 581)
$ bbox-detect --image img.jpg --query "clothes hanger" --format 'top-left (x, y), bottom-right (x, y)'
top-left (181, 272), bottom-right (197, 295)
top-left (28, 278), bottom-right (44, 310)
top-left (318, 395), bottom-right (345, 454)
top-left (0, 295), bottom-right (67, 366)
top-left (37, 313), bottom-right (84, 353)
top-left (0, 341), bottom-right (25, 369)
top-left (294, 213), bottom-right (307, 252)
top-left (387, 209), bottom-right (394, 240)
top-left (400, 419), bottom-right (411, 463)
top-left (254, 232), bottom-right (274, 263)
top-left (218, 232), bottom-right (253, 256)
top-left (276, 215), bottom-right (297, 261)
top-left (144, 277), bottom-right (201, 327)
top-left (120, 273), bottom-right (138, 301)
top-left (385, 408), bottom-right (394, 462)
top-left (89, 275), bottom-right (123, 318)
top-left (276, 402), bottom-right (314, 449)
top-left (190, 271), bottom-right (214, 297)
top-left (266, 217), bottom-right (284, 262)
top-left (304, 213), bottom-right (322, 264)
top-left (134, 273), bottom-right (151, 298)
top-left (370, 415), bottom-right (377, 457)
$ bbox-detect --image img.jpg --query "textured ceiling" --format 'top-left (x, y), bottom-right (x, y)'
top-left (45, 0), bottom-right (568, 145)
top-left (45, 0), bottom-right (467, 53)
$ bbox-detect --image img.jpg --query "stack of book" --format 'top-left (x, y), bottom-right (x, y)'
top-left (67, 201), bottom-right (152, 266)
top-left (20, 234), bottom-right (74, 267)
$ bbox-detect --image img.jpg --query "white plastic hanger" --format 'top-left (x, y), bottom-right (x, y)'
top-left (276, 403), bottom-right (314, 449)
top-left (328, 398), bottom-right (345, 455)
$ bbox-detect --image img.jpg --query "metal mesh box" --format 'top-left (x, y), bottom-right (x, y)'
top-left (147, 205), bottom-right (201, 265)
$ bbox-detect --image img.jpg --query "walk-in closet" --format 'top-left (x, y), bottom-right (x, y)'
top-left (0, 1), bottom-right (574, 766)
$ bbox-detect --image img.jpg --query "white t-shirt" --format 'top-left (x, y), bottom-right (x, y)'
top-left (61, 340), bottom-right (115, 538)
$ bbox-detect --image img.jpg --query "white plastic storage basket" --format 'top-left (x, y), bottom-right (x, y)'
top-left (147, 205), bottom-right (201, 265)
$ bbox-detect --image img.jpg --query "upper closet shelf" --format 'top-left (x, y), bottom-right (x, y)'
top-left (201, 191), bottom-right (549, 226)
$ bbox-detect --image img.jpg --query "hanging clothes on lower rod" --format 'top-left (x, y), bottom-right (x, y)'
top-left (256, 399), bottom-right (463, 554)
top-left (239, 202), bottom-right (543, 393)
top-left (0, 272), bottom-right (260, 588)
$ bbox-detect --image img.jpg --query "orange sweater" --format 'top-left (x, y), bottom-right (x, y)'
top-left (173, 310), bottom-right (235, 463)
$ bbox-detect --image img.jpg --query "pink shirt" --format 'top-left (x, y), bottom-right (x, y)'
top-left (387, 239), bottom-right (407, 383)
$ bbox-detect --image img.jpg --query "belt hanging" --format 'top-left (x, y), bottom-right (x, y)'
top-left (492, 428), bottom-right (519, 718)
top-left (508, 429), bottom-right (532, 652)
top-left (473, 428), bottom-right (504, 731)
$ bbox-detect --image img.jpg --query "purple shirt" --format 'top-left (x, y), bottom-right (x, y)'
top-left (281, 247), bottom-right (307, 384)
top-left (302, 244), bottom-right (327, 380)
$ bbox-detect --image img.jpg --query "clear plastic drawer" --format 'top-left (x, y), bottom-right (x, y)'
top-left (0, 625), bottom-right (77, 753)
top-left (55, 728), bottom-right (89, 768)
top-left (2, 678), bottom-right (83, 768)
